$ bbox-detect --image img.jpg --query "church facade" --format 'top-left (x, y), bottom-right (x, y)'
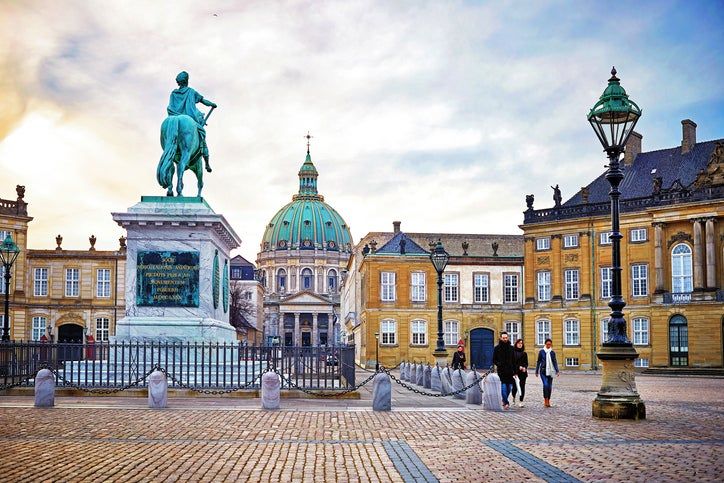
top-left (521, 120), bottom-right (723, 369)
top-left (256, 147), bottom-right (353, 346)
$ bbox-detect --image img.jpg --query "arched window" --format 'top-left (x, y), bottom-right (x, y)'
top-left (276, 268), bottom-right (287, 292)
top-left (327, 269), bottom-right (338, 293)
top-left (301, 268), bottom-right (314, 291)
top-left (671, 243), bottom-right (693, 293)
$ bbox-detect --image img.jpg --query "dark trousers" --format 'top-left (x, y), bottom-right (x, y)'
top-left (511, 373), bottom-right (527, 401)
top-left (540, 374), bottom-right (553, 399)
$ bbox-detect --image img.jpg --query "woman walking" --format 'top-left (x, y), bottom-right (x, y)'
top-left (511, 339), bottom-right (528, 407)
top-left (451, 344), bottom-right (466, 370)
top-left (535, 338), bottom-right (559, 407)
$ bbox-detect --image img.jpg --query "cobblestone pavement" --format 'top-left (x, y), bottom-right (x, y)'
top-left (0, 373), bottom-right (722, 482)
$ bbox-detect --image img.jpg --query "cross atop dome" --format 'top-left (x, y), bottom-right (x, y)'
top-left (296, 136), bottom-right (321, 200)
top-left (305, 131), bottom-right (313, 154)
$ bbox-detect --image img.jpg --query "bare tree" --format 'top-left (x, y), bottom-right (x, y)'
top-left (229, 280), bottom-right (258, 334)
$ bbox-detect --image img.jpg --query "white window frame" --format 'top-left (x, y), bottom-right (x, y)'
top-left (633, 317), bottom-right (649, 346)
top-left (443, 272), bottom-right (459, 303)
top-left (505, 321), bottom-right (520, 343)
top-left (631, 264), bottom-right (648, 297)
top-left (565, 357), bottom-right (580, 367)
top-left (96, 317), bottom-right (110, 342)
top-left (600, 231), bottom-right (612, 245)
top-left (31, 316), bottom-right (47, 341)
top-left (564, 269), bottom-right (579, 300)
top-left (563, 234), bottom-right (579, 248)
top-left (410, 319), bottom-right (427, 345)
top-left (600, 267), bottom-right (612, 299)
top-left (301, 268), bottom-right (313, 291)
top-left (634, 358), bottom-right (649, 368)
top-left (34, 268), bottom-right (49, 297)
top-left (601, 318), bottom-right (611, 344)
top-left (630, 228), bottom-right (647, 242)
top-left (443, 320), bottom-right (459, 346)
top-left (65, 268), bottom-right (80, 297)
top-left (536, 319), bottom-right (551, 346)
top-left (564, 319), bottom-right (580, 346)
top-left (380, 272), bottom-right (396, 302)
top-left (671, 244), bottom-right (693, 293)
top-left (473, 273), bottom-right (489, 303)
top-left (537, 271), bottom-right (551, 301)
top-left (411, 272), bottom-right (426, 302)
top-left (96, 268), bottom-right (111, 298)
top-left (503, 274), bottom-right (519, 303)
top-left (536, 237), bottom-right (551, 250)
top-left (380, 319), bottom-right (396, 345)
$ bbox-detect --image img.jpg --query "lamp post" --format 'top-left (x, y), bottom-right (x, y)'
top-left (430, 240), bottom-right (450, 366)
top-left (587, 67), bottom-right (645, 420)
top-left (0, 235), bottom-right (21, 342)
top-left (374, 332), bottom-right (379, 371)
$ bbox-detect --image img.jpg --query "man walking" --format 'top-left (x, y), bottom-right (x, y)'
top-left (493, 331), bottom-right (516, 410)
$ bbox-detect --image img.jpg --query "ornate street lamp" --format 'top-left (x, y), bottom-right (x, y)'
top-left (0, 235), bottom-right (21, 342)
top-left (587, 67), bottom-right (645, 420)
top-left (430, 240), bottom-right (450, 364)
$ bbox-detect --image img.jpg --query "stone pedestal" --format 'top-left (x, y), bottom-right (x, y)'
top-left (433, 350), bottom-right (449, 370)
top-left (592, 344), bottom-right (646, 420)
top-left (112, 197), bottom-right (241, 342)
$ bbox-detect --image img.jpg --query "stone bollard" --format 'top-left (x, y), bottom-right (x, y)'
top-left (34, 369), bottom-right (55, 408)
top-left (465, 370), bottom-right (482, 405)
top-left (148, 370), bottom-right (168, 409)
top-left (440, 367), bottom-right (453, 395)
top-left (431, 365), bottom-right (442, 393)
top-left (401, 362), bottom-right (409, 381)
top-left (410, 363), bottom-right (417, 383)
top-left (423, 365), bottom-right (432, 389)
top-left (372, 372), bottom-right (392, 411)
top-left (261, 371), bottom-right (281, 410)
top-left (451, 369), bottom-right (466, 400)
top-left (416, 364), bottom-right (425, 386)
top-left (483, 373), bottom-right (503, 411)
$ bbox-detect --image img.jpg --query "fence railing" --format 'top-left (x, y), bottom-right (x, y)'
top-left (0, 341), bottom-right (356, 391)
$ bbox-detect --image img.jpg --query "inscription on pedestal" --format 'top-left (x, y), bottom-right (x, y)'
top-left (136, 251), bottom-right (200, 307)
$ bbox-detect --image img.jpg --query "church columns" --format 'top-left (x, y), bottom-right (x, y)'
top-left (693, 218), bottom-right (705, 291)
top-left (705, 217), bottom-right (717, 289)
top-left (312, 313), bottom-right (318, 346)
top-left (294, 312), bottom-right (300, 346)
top-left (653, 222), bottom-right (666, 293)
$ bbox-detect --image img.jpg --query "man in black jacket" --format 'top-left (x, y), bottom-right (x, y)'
top-left (493, 331), bottom-right (516, 409)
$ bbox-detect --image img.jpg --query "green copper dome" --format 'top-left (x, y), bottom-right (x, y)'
top-left (261, 150), bottom-right (353, 252)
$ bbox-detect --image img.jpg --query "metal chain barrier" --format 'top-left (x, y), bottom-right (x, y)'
top-left (45, 365), bottom-right (160, 394)
top-left (355, 361), bottom-right (402, 372)
top-left (156, 366), bottom-right (264, 395)
top-left (0, 375), bottom-right (36, 391)
top-left (274, 368), bottom-right (379, 398)
top-left (384, 367), bottom-right (491, 398)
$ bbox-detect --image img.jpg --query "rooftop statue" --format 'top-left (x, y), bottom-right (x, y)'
top-left (156, 71), bottom-right (217, 197)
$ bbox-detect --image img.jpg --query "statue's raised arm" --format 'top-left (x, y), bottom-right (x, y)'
top-left (157, 71), bottom-right (218, 197)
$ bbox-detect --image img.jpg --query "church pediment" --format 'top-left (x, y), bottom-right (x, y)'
top-left (279, 290), bottom-right (332, 306)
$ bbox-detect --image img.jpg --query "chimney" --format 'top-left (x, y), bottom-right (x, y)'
top-left (623, 131), bottom-right (642, 166)
top-left (681, 119), bottom-right (697, 154)
top-left (392, 221), bottom-right (401, 234)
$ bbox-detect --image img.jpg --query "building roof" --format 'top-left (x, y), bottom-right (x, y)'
top-left (564, 138), bottom-right (723, 206)
top-left (230, 254), bottom-right (255, 267)
top-left (363, 230), bottom-right (524, 258)
top-left (260, 150), bottom-right (353, 253)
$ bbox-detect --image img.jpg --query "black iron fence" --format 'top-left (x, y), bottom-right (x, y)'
top-left (0, 341), bottom-right (356, 391)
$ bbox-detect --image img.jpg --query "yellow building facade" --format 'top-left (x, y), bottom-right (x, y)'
top-left (521, 123), bottom-right (723, 370)
top-left (1, 185), bottom-right (126, 342)
top-left (344, 225), bottom-right (524, 368)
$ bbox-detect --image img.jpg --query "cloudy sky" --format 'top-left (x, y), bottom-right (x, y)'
top-left (1, 0), bottom-right (722, 261)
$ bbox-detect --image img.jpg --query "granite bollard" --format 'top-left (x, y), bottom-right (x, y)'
top-left (440, 367), bottom-right (453, 395)
top-left (372, 373), bottom-right (392, 411)
top-left (431, 365), bottom-right (442, 392)
top-left (416, 364), bottom-right (425, 385)
top-left (34, 368), bottom-right (55, 408)
top-left (423, 365), bottom-right (432, 389)
top-left (483, 372), bottom-right (503, 411)
top-left (411, 364), bottom-right (418, 383)
top-left (451, 369), bottom-right (466, 399)
top-left (402, 362), bottom-right (409, 381)
top-left (148, 370), bottom-right (168, 409)
top-left (261, 371), bottom-right (281, 410)
top-left (465, 370), bottom-right (483, 405)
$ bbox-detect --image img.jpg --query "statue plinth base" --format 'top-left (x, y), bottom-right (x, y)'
top-left (592, 344), bottom-right (646, 420)
top-left (433, 349), bottom-right (449, 368)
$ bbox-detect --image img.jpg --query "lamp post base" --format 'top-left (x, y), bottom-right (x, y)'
top-left (432, 349), bottom-right (449, 368)
top-left (592, 344), bottom-right (646, 420)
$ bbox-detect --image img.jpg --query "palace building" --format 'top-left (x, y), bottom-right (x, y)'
top-left (0, 185), bottom-right (126, 343)
top-left (521, 120), bottom-right (723, 370)
top-left (342, 222), bottom-right (524, 368)
top-left (256, 146), bottom-right (353, 346)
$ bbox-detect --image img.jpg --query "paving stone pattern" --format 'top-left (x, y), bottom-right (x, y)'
top-left (0, 373), bottom-right (722, 482)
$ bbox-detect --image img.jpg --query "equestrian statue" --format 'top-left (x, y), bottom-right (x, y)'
top-left (157, 71), bottom-right (217, 197)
